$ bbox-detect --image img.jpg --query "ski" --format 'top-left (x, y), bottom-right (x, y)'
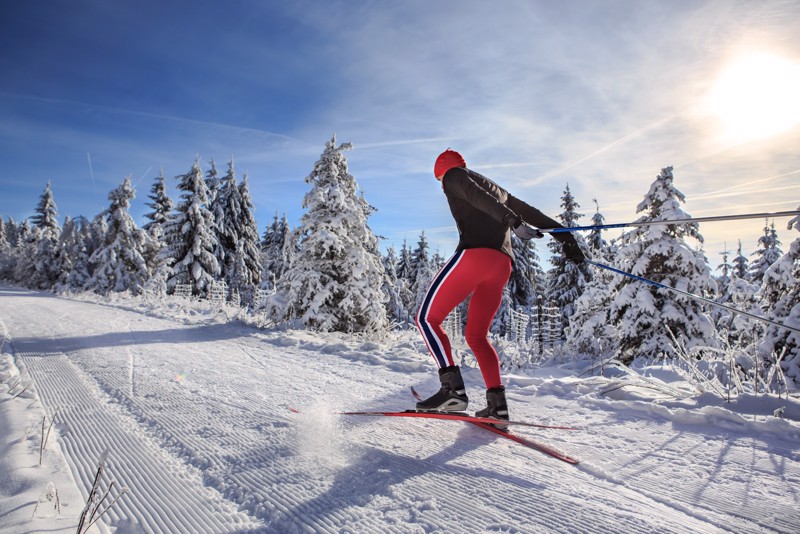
top-left (411, 387), bottom-right (580, 464)
top-left (468, 421), bottom-right (580, 464)
top-left (334, 409), bottom-right (577, 430)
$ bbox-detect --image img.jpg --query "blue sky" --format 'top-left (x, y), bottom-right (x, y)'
top-left (1, 0), bottom-right (799, 267)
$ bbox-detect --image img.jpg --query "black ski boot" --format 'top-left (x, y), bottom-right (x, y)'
top-left (475, 386), bottom-right (509, 430)
top-left (416, 365), bottom-right (469, 412)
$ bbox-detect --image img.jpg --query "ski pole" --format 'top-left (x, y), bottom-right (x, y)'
top-left (586, 260), bottom-right (800, 335)
top-left (541, 210), bottom-right (800, 234)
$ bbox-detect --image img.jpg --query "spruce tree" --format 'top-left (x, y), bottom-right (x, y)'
top-left (228, 173), bottom-right (262, 305)
top-left (56, 216), bottom-right (93, 292)
top-left (143, 169), bottom-right (174, 235)
top-left (382, 246), bottom-right (408, 324)
top-left (88, 177), bottom-right (153, 295)
top-left (410, 231), bottom-right (435, 313)
top-left (30, 182), bottom-right (62, 290)
top-left (278, 136), bottom-right (387, 332)
top-left (749, 221), bottom-right (783, 285)
top-left (732, 239), bottom-right (749, 280)
top-left (215, 159), bottom-right (240, 285)
top-left (261, 213), bottom-right (291, 289)
top-left (586, 199), bottom-right (610, 261)
top-left (4, 217), bottom-right (19, 248)
top-left (13, 222), bottom-right (39, 286)
top-left (545, 184), bottom-right (590, 336)
top-left (31, 181), bottom-right (60, 233)
top-left (711, 246), bottom-right (735, 327)
top-left (205, 157), bottom-right (221, 205)
top-left (0, 218), bottom-right (7, 251)
top-left (608, 167), bottom-right (717, 363)
top-left (0, 218), bottom-right (11, 280)
top-left (394, 239), bottom-right (415, 317)
top-left (160, 159), bottom-right (220, 296)
top-left (758, 210), bottom-right (799, 380)
top-left (508, 236), bottom-right (539, 309)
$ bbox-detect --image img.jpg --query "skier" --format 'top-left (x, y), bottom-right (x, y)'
top-left (415, 149), bottom-right (585, 427)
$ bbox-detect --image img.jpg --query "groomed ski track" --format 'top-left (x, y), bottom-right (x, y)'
top-left (2, 286), bottom-right (798, 533)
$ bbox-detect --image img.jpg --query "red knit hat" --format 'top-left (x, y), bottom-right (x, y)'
top-left (434, 149), bottom-right (466, 178)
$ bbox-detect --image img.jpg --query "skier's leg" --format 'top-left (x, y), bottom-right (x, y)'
top-left (416, 250), bottom-right (475, 368)
top-left (415, 250), bottom-right (482, 411)
top-left (463, 249), bottom-right (512, 390)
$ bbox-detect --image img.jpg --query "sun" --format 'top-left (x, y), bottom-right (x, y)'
top-left (707, 53), bottom-right (800, 144)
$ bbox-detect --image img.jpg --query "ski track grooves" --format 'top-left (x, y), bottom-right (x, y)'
top-left (15, 343), bottom-right (258, 534)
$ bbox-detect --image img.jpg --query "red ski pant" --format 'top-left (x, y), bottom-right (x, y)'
top-left (416, 248), bottom-right (512, 390)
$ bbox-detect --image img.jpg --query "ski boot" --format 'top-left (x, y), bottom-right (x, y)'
top-left (416, 365), bottom-right (469, 412)
top-left (475, 386), bottom-right (509, 430)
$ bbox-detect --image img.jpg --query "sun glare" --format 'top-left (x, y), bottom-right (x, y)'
top-left (708, 53), bottom-right (800, 143)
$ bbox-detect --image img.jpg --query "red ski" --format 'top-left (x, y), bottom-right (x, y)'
top-left (334, 409), bottom-right (577, 430)
top-left (409, 387), bottom-right (580, 464)
top-left (468, 421), bottom-right (580, 464)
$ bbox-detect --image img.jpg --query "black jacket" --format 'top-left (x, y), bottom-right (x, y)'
top-left (441, 166), bottom-right (578, 261)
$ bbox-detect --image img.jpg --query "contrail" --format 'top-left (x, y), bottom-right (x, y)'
top-left (87, 152), bottom-right (96, 187)
top-left (536, 114), bottom-right (680, 182)
top-left (134, 166), bottom-right (153, 189)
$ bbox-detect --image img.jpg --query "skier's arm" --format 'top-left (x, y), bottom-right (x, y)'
top-left (507, 193), bottom-right (585, 263)
top-left (442, 168), bottom-right (519, 227)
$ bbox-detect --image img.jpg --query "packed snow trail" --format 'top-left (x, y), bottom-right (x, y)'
top-left (1, 286), bottom-right (799, 533)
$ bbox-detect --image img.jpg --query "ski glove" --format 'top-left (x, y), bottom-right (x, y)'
top-left (513, 222), bottom-right (544, 241)
top-left (562, 239), bottom-right (586, 264)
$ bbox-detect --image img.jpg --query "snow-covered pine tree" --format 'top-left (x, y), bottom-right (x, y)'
top-left (0, 218), bottom-right (7, 251)
top-left (208, 158), bottom-right (229, 280)
top-left (545, 184), bottom-right (590, 336)
top-left (382, 246), bottom-right (408, 324)
top-left (87, 177), bottom-right (153, 295)
top-left (566, 238), bottom-right (620, 357)
top-left (586, 199), bottom-right (610, 261)
top-left (394, 239), bottom-right (415, 314)
top-left (278, 136), bottom-right (388, 332)
top-left (4, 217), bottom-right (19, 248)
top-left (749, 221), bottom-right (783, 285)
top-left (160, 159), bottom-right (220, 296)
top-left (508, 236), bottom-right (539, 310)
top-left (214, 159), bottom-right (239, 286)
top-left (227, 172), bottom-right (262, 306)
top-left (31, 181), bottom-right (60, 232)
top-left (491, 286), bottom-right (514, 337)
top-left (609, 167), bottom-right (717, 363)
top-left (56, 216), bottom-right (93, 292)
top-left (0, 217), bottom-right (11, 280)
top-left (732, 239), bottom-right (749, 280)
top-left (431, 249), bottom-right (446, 272)
top-left (141, 169), bottom-right (173, 277)
top-left (410, 231), bottom-right (436, 313)
top-left (13, 222), bottom-right (38, 286)
top-left (261, 213), bottom-right (292, 290)
top-left (717, 246), bottom-right (733, 296)
top-left (205, 157), bottom-right (221, 205)
top-left (758, 209), bottom-right (800, 381)
top-left (717, 275), bottom-right (763, 353)
top-left (143, 169), bottom-right (174, 236)
top-left (710, 245), bottom-right (735, 327)
top-left (396, 239), bottom-right (413, 281)
top-left (29, 181), bottom-right (62, 290)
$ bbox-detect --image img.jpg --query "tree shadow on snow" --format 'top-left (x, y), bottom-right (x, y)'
top-left (10, 323), bottom-right (253, 355)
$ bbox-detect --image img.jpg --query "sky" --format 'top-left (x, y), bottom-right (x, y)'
top-left (1, 0), bottom-right (799, 269)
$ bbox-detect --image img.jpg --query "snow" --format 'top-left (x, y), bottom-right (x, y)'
top-left (2, 285), bottom-right (799, 533)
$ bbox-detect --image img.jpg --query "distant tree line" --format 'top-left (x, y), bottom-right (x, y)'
top-left (1, 139), bottom-right (798, 382)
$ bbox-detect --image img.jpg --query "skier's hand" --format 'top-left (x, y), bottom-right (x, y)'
top-left (512, 221), bottom-right (544, 241)
top-left (562, 239), bottom-right (585, 264)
